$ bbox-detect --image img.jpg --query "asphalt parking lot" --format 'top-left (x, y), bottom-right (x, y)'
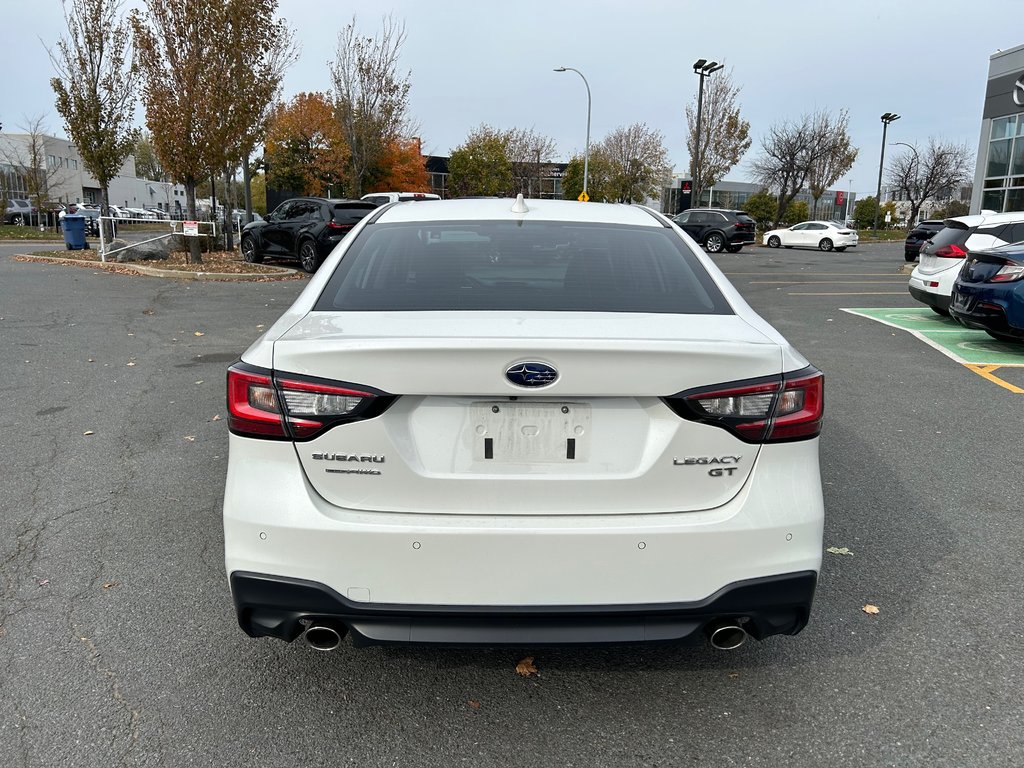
top-left (1, 240), bottom-right (1021, 768)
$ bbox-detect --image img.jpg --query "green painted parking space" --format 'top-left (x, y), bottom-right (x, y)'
top-left (843, 308), bottom-right (1024, 393)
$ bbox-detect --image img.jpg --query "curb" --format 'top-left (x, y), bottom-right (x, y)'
top-left (12, 253), bottom-right (303, 281)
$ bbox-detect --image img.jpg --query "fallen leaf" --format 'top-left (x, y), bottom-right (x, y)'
top-left (727, 672), bottom-right (740, 679)
top-left (184, 436), bottom-right (196, 442)
top-left (195, 380), bottom-right (204, 385)
top-left (211, 415), bottom-right (222, 422)
top-left (83, 430), bottom-right (94, 436)
top-left (862, 604), bottom-right (880, 615)
top-left (126, 361), bottom-right (136, 367)
top-left (87, 358), bottom-right (95, 362)
top-left (143, 309), bottom-right (155, 315)
top-left (826, 546), bottom-right (854, 556)
top-left (467, 700), bottom-right (481, 709)
top-left (38, 579), bottom-right (50, 587)
top-left (194, 331), bottom-right (205, 336)
top-left (515, 656), bottom-right (538, 677)
top-left (102, 581), bottom-right (119, 589)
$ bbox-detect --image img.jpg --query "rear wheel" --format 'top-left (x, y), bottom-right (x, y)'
top-left (241, 236), bottom-right (263, 264)
top-left (704, 232), bottom-right (725, 253)
top-left (767, 235), bottom-right (781, 248)
top-left (299, 240), bottom-right (321, 273)
top-left (905, 252), bottom-right (917, 262)
top-left (818, 238), bottom-right (834, 252)
top-left (725, 244), bottom-right (743, 253)
top-left (12, 214), bottom-right (24, 226)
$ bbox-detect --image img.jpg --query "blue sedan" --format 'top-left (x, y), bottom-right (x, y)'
top-left (949, 242), bottom-right (1024, 342)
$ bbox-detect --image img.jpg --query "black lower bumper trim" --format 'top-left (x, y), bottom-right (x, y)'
top-left (230, 571), bottom-right (818, 647)
top-left (908, 285), bottom-right (950, 311)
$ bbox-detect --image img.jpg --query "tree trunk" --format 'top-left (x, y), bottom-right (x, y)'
top-left (185, 181), bottom-right (203, 264)
top-left (243, 154), bottom-right (253, 224)
top-left (223, 165), bottom-right (234, 251)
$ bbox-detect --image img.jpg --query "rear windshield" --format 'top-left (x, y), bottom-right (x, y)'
top-left (314, 221), bottom-right (732, 314)
top-left (735, 213), bottom-right (755, 225)
top-left (332, 203), bottom-right (376, 225)
top-left (928, 224), bottom-right (968, 248)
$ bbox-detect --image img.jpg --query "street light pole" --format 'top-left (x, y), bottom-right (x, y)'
top-left (692, 59), bottom-right (724, 207)
top-left (554, 66), bottom-right (592, 199)
top-left (874, 112), bottom-right (900, 232)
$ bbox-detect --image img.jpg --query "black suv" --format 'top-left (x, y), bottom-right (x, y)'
top-left (240, 197), bottom-right (377, 272)
top-left (904, 220), bottom-right (946, 262)
top-left (670, 208), bottom-right (757, 253)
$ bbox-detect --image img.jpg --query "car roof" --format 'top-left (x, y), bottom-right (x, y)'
top-left (375, 198), bottom-right (663, 226)
top-left (946, 211), bottom-right (1024, 227)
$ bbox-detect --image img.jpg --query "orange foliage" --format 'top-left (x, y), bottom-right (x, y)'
top-left (367, 139), bottom-right (430, 193)
top-left (265, 92), bottom-right (349, 196)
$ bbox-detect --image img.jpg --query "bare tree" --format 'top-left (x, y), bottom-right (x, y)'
top-left (330, 15), bottom-right (412, 196)
top-left (685, 68), bottom-right (751, 207)
top-left (0, 116), bottom-right (68, 224)
top-left (599, 123), bottom-right (671, 204)
top-left (505, 128), bottom-right (558, 198)
top-left (750, 110), bottom-right (856, 226)
top-left (49, 0), bottom-right (138, 239)
top-left (887, 139), bottom-right (973, 227)
top-left (807, 111), bottom-right (858, 218)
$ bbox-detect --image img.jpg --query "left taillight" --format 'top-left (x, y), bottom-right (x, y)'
top-left (664, 367), bottom-right (824, 443)
top-left (227, 363), bottom-right (393, 440)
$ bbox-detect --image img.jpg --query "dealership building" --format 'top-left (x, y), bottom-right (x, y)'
top-left (973, 43), bottom-right (1024, 213)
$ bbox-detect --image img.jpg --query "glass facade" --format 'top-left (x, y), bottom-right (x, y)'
top-left (983, 113), bottom-right (1024, 211)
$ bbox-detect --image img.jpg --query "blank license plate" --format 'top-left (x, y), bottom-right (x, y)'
top-left (470, 402), bottom-right (591, 463)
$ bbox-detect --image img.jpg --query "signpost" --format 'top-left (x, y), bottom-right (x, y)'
top-left (577, 191), bottom-right (590, 202)
top-left (183, 221), bottom-right (199, 237)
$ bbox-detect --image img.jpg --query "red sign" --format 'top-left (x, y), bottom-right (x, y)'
top-left (682, 181), bottom-right (692, 192)
top-left (835, 191), bottom-right (845, 206)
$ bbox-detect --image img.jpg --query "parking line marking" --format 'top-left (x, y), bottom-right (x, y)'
top-left (721, 273), bottom-right (899, 277)
top-left (751, 281), bottom-right (907, 284)
top-left (966, 364), bottom-right (1024, 394)
top-left (789, 292), bottom-right (907, 295)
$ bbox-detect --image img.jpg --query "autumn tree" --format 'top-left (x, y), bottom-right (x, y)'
top-left (265, 92), bottom-right (349, 197)
top-left (49, 0), bottom-right (139, 238)
top-left (133, 131), bottom-right (166, 182)
top-left (886, 139), bottom-right (973, 227)
top-left (330, 15), bottom-right (413, 196)
top-left (751, 110), bottom-right (857, 227)
top-left (598, 123), bottom-right (671, 204)
top-left (132, 0), bottom-right (292, 261)
top-left (505, 128), bottom-right (558, 198)
top-left (807, 111), bottom-right (858, 218)
top-left (447, 125), bottom-right (515, 198)
top-left (367, 138), bottom-right (430, 193)
top-left (685, 68), bottom-right (751, 207)
top-left (560, 149), bottom-right (615, 202)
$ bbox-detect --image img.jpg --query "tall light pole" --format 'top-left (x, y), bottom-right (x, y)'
top-left (554, 66), bottom-right (591, 200)
top-left (874, 112), bottom-right (900, 232)
top-left (692, 59), bottom-right (724, 207)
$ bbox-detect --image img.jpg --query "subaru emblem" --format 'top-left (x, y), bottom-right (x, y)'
top-left (505, 362), bottom-right (558, 388)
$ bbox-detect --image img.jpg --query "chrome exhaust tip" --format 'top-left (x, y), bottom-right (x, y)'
top-left (706, 621), bottom-right (748, 651)
top-left (302, 623), bottom-right (344, 652)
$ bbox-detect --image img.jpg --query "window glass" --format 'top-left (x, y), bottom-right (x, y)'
top-left (284, 202), bottom-right (308, 220)
top-left (991, 117), bottom-right (1015, 140)
top-left (807, 223), bottom-right (826, 230)
top-left (987, 140), bottom-right (1011, 177)
top-left (1011, 139), bottom-right (1024, 176)
top-left (673, 211), bottom-right (690, 223)
top-left (1005, 188), bottom-right (1024, 213)
top-left (982, 190), bottom-right (1005, 211)
top-left (1008, 222), bottom-right (1024, 243)
top-left (315, 221), bottom-right (733, 315)
top-left (332, 203), bottom-right (376, 225)
top-left (791, 223), bottom-right (808, 231)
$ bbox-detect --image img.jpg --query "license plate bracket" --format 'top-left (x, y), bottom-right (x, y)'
top-left (470, 402), bottom-right (591, 463)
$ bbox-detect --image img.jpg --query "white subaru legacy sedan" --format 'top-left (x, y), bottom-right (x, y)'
top-left (224, 197), bottom-right (824, 652)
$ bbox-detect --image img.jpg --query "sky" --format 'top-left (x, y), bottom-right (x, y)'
top-left (2, 0), bottom-right (1019, 197)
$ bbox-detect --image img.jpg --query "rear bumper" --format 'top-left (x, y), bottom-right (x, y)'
top-left (231, 570), bottom-right (818, 646)
top-left (908, 284), bottom-right (950, 311)
top-left (950, 289), bottom-right (1024, 336)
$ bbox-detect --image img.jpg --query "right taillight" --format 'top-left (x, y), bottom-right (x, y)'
top-left (934, 244), bottom-right (967, 259)
top-left (227, 363), bottom-right (395, 440)
top-left (990, 263), bottom-right (1024, 282)
top-left (665, 367), bottom-right (824, 443)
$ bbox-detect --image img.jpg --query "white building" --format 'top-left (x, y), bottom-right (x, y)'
top-left (0, 130), bottom-right (186, 214)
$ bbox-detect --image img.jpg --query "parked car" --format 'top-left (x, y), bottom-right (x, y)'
top-left (669, 208), bottom-right (757, 253)
top-left (224, 196), bottom-right (825, 652)
top-left (949, 242), bottom-right (1024, 342)
top-left (231, 209), bottom-right (264, 228)
top-left (908, 212), bottom-right (1024, 314)
top-left (240, 197), bottom-right (376, 272)
top-left (3, 198), bottom-right (36, 225)
top-left (360, 191), bottom-right (441, 206)
top-left (904, 220), bottom-right (946, 262)
top-left (763, 220), bottom-right (858, 252)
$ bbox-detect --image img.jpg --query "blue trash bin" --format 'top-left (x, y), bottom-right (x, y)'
top-left (63, 215), bottom-right (87, 250)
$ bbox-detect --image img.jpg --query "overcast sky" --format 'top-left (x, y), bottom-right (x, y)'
top-left (2, 0), bottom-right (1018, 196)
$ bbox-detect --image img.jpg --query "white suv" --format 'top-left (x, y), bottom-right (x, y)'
top-left (224, 197), bottom-right (824, 652)
top-left (909, 212), bottom-right (1024, 314)
top-left (360, 191), bottom-right (440, 206)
